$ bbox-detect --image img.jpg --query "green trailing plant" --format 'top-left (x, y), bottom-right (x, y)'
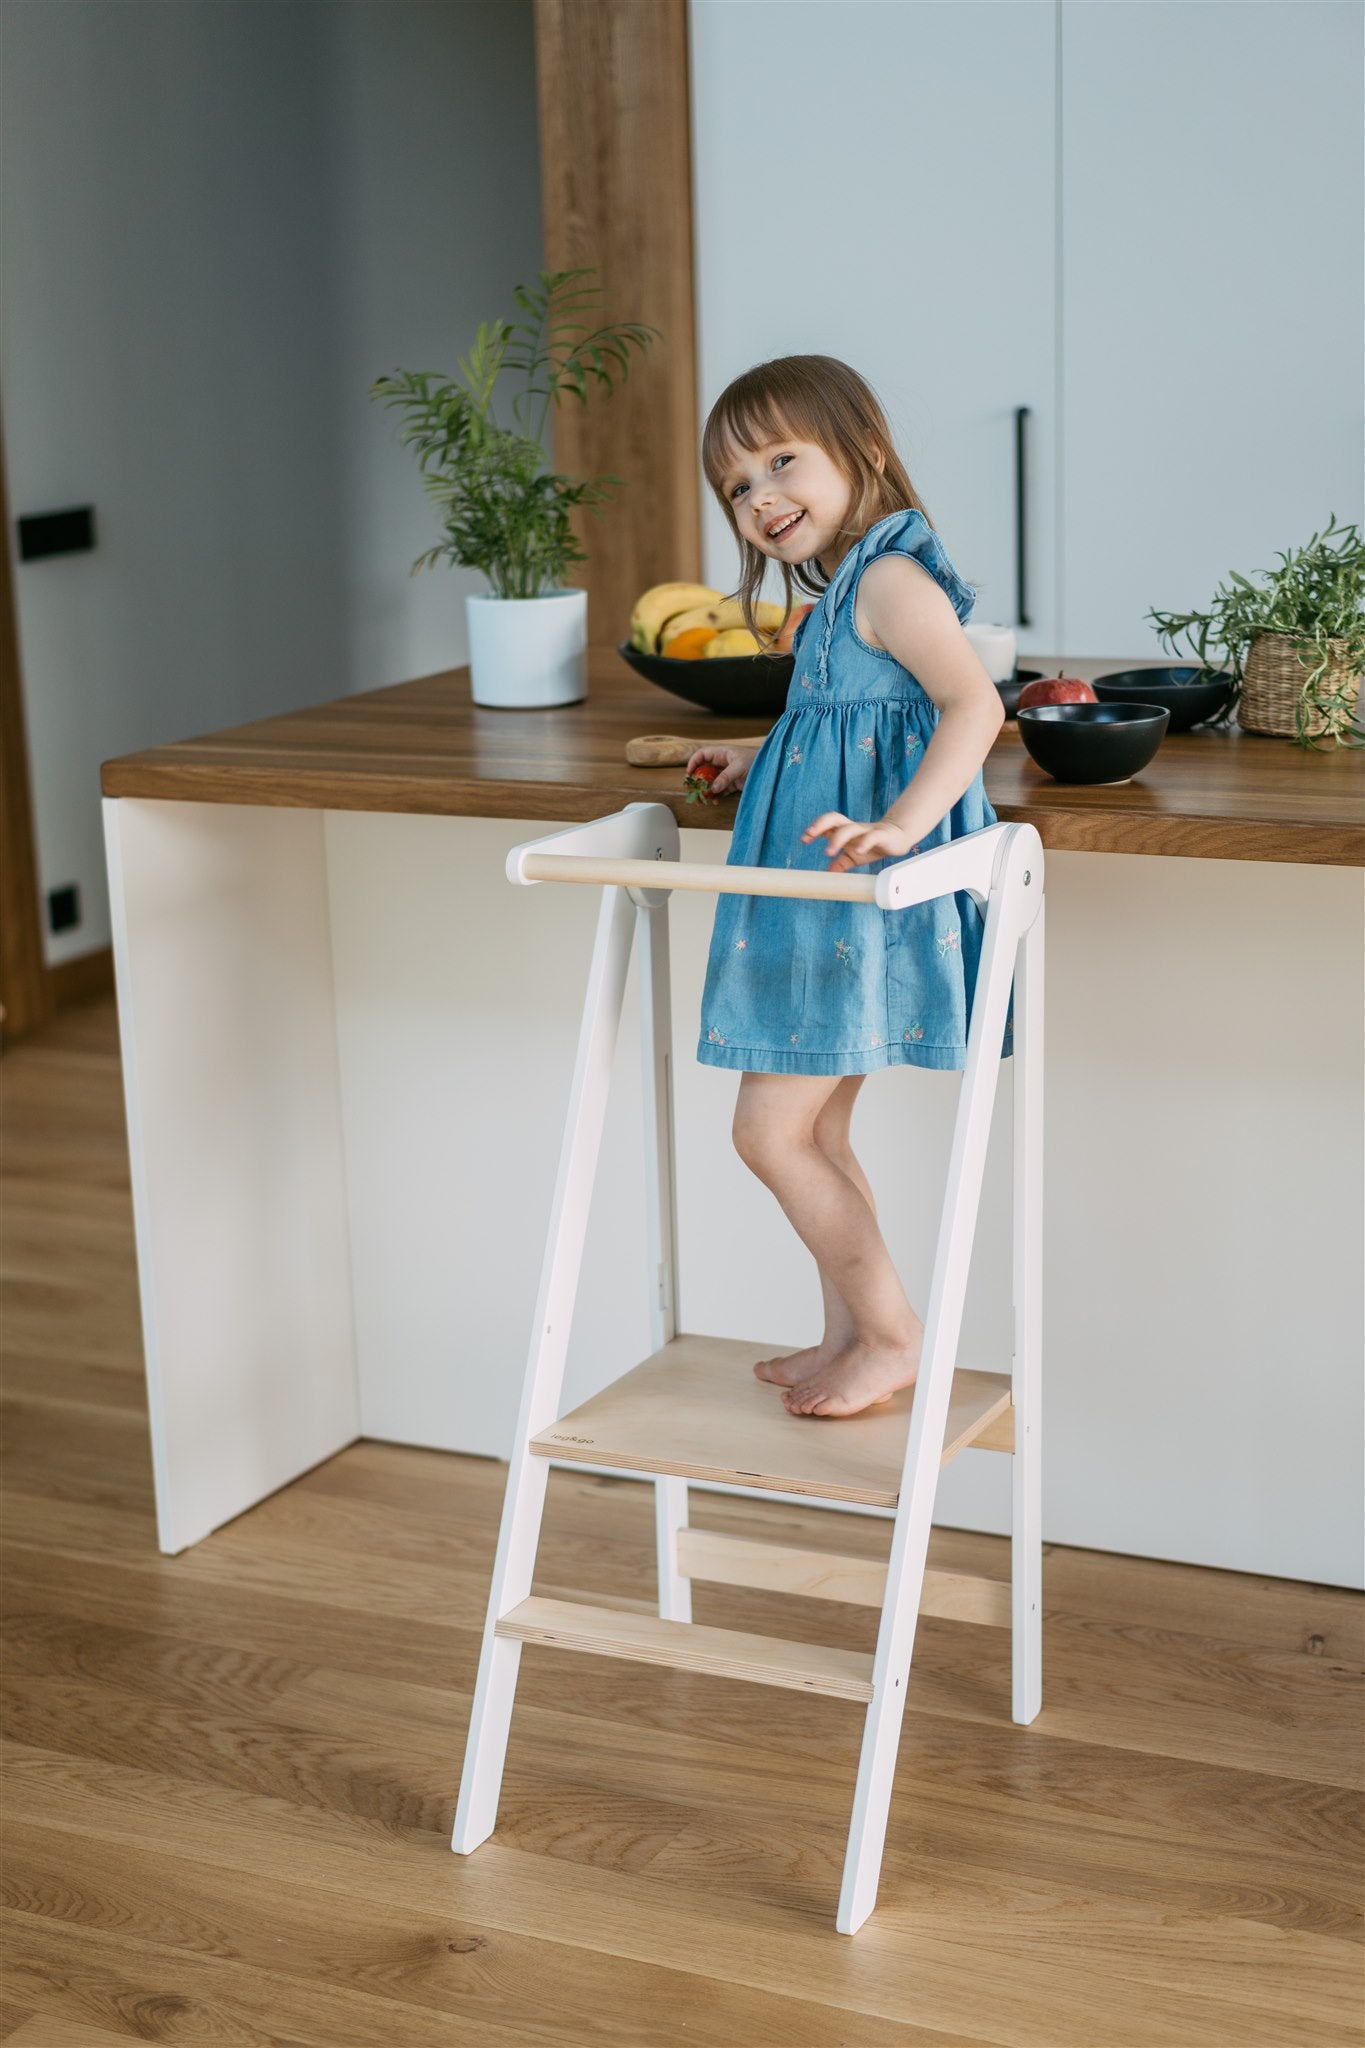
top-left (370, 269), bottom-right (657, 600)
top-left (1146, 516), bottom-right (1365, 748)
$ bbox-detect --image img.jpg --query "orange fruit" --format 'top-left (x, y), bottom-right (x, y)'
top-left (663, 626), bottom-right (718, 661)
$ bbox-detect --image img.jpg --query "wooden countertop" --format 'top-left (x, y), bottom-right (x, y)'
top-left (101, 651), bottom-right (1364, 865)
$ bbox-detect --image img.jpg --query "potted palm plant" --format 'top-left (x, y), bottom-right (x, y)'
top-left (1147, 516), bottom-right (1364, 748)
top-left (371, 269), bottom-right (656, 707)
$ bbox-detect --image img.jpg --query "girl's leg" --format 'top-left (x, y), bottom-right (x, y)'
top-left (732, 1072), bottom-right (922, 1418)
top-left (754, 1075), bottom-right (873, 1385)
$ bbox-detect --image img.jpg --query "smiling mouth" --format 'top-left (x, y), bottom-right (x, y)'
top-left (767, 511), bottom-right (805, 541)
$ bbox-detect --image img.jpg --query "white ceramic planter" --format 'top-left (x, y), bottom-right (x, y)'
top-left (466, 588), bottom-right (587, 708)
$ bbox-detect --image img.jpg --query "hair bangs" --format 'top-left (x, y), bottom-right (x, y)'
top-left (702, 381), bottom-right (815, 496)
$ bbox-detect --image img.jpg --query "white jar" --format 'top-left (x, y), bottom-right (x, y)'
top-left (466, 587), bottom-right (587, 708)
top-left (963, 621), bottom-right (1018, 684)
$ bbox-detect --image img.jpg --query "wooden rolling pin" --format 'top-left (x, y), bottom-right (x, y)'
top-left (625, 732), bottom-right (770, 767)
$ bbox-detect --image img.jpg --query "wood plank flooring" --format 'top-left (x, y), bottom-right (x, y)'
top-left (2, 997), bottom-right (1361, 2046)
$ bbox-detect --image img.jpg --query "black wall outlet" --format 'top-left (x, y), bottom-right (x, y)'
top-left (47, 884), bottom-right (81, 934)
top-left (18, 507), bottom-right (96, 562)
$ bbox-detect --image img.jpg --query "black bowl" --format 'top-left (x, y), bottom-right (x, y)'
top-left (1091, 665), bottom-right (1233, 732)
top-left (617, 640), bottom-right (793, 717)
top-left (996, 667), bottom-right (1045, 719)
top-left (1017, 701), bottom-right (1170, 784)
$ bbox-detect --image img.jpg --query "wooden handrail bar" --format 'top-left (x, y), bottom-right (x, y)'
top-left (508, 815), bottom-right (1020, 912)
top-left (519, 852), bottom-right (878, 902)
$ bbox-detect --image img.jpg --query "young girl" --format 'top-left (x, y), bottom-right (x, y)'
top-left (687, 355), bottom-right (1010, 1422)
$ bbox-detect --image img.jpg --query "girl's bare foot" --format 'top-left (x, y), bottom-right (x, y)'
top-left (753, 1341), bottom-right (837, 1388)
top-left (781, 1332), bottom-right (922, 1418)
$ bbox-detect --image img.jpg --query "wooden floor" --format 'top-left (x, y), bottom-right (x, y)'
top-left (2, 997), bottom-right (1362, 2048)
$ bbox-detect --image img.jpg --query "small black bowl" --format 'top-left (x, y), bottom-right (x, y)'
top-left (617, 640), bottom-right (793, 718)
top-left (1091, 665), bottom-right (1233, 733)
top-left (1017, 701), bottom-right (1170, 784)
top-left (996, 667), bottom-right (1045, 719)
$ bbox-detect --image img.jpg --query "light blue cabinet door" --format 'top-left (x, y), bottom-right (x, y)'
top-left (690, 0), bottom-right (1058, 649)
top-left (1060, 0), bottom-right (1364, 659)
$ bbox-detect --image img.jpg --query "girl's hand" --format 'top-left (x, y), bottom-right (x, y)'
top-left (801, 812), bottom-right (916, 872)
top-left (685, 745), bottom-right (756, 797)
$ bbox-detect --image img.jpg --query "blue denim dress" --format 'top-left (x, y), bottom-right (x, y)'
top-left (695, 508), bottom-right (1011, 1075)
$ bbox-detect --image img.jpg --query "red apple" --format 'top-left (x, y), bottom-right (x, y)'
top-left (1017, 672), bottom-right (1097, 710)
top-left (773, 602), bottom-right (816, 654)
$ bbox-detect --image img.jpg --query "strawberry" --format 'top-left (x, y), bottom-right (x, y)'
top-left (683, 761), bottom-right (723, 804)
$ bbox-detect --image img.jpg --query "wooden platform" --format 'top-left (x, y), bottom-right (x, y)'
top-left (529, 1333), bottom-right (1014, 1507)
top-left (495, 1597), bottom-right (876, 1700)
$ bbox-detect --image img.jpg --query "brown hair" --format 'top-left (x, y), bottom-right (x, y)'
top-left (701, 354), bottom-right (933, 648)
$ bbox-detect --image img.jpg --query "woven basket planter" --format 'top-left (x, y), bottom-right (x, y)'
top-left (1239, 633), bottom-right (1360, 740)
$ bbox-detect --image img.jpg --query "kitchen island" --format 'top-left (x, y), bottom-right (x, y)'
top-left (102, 654), bottom-right (1364, 1582)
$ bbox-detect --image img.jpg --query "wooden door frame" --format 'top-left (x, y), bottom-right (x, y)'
top-left (533, 0), bottom-right (702, 643)
top-left (0, 405), bottom-right (54, 1042)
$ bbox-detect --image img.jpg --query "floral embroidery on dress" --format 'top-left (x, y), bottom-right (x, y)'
top-left (734, 938), bottom-right (747, 950)
top-left (857, 735), bottom-right (875, 758)
top-left (905, 734), bottom-right (923, 759)
top-left (869, 1033), bottom-right (883, 1049)
top-left (935, 928), bottom-right (960, 959)
top-left (790, 1033), bottom-right (799, 1046)
top-left (834, 938), bottom-right (854, 968)
top-left (800, 673), bottom-right (814, 691)
top-left (786, 744), bottom-right (803, 767)
top-left (903, 1024), bottom-right (925, 1043)
top-left (706, 1026), bottom-right (726, 1045)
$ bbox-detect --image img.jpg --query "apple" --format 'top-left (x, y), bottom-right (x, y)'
top-left (1017, 672), bottom-right (1097, 710)
top-left (773, 602), bottom-right (816, 654)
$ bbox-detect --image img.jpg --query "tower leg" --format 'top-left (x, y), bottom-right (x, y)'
top-left (838, 836), bottom-right (1028, 1932)
top-left (1012, 901), bottom-right (1044, 1725)
top-left (453, 881), bottom-right (637, 1853)
top-left (636, 894), bottom-right (691, 1621)
top-left (837, 1631), bottom-right (918, 1934)
top-left (451, 1466), bottom-right (545, 1852)
top-left (654, 1476), bottom-right (692, 1623)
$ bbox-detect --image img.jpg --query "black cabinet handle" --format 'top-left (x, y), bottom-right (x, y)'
top-left (1014, 406), bottom-right (1031, 628)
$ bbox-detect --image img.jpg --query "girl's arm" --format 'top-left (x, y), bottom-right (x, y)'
top-left (802, 556), bottom-right (1005, 872)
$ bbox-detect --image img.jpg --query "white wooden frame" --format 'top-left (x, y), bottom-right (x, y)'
top-left (452, 802), bottom-right (1044, 1934)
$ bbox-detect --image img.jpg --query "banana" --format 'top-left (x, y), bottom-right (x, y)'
top-left (658, 602), bottom-right (722, 650)
top-left (658, 596), bottom-right (789, 650)
top-left (704, 627), bottom-right (764, 658)
top-left (630, 582), bottom-right (722, 654)
top-left (699, 597), bottom-right (790, 638)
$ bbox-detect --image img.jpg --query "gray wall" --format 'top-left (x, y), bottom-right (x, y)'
top-left (1, 0), bottom-right (542, 964)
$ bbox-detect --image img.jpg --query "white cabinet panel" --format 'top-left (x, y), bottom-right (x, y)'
top-left (690, 1), bottom-right (1058, 647)
top-left (1060, 0), bottom-right (1364, 658)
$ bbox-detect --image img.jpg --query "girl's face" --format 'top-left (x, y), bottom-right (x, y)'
top-left (719, 435), bottom-right (861, 574)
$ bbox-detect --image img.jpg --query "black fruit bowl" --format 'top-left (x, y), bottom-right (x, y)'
top-left (1017, 702), bottom-right (1170, 784)
top-left (1091, 665), bottom-right (1233, 732)
top-left (617, 641), bottom-right (793, 717)
top-left (996, 667), bottom-right (1045, 718)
